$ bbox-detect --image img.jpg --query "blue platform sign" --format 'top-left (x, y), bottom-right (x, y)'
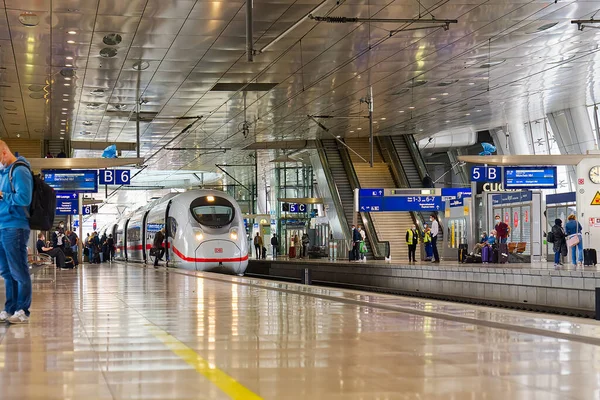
top-left (43, 170), bottom-right (98, 193)
top-left (359, 188), bottom-right (384, 197)
top-left (359, 195), bottom-right (443, 212)
top-left (99, 169), bottom-right (131, 185)
top-left (449, 198), bottom-right (464, 207)
top-left (504, 167), bottom-right (557, 189)
top-left (56, 192), bottom-right (79, 215)
top-left (289, 203), bottom-right (307, 213)
top-left (471, 166), bottom-right (501, 182)
top-left (492, 191), bottom-right (533, 205)
top-left (441, 188), bottom-right (472, 200)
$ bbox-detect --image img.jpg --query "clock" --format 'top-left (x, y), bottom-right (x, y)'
top-left (590, 165), bottom-right (600, 184)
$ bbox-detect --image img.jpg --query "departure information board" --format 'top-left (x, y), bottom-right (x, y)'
top-left (43, 170), bottom-right (98, 193)
top-left (504, 167), bottom-right (557, 189)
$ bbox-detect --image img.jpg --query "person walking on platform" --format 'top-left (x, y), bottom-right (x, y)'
top-left (550, 219), bottom-right (567, 267)
top-left (271, 234), bottom-right (279, 259)
top-left (429, 214), bottom-right (440, 263)
top-left (422, 223), bottom-right (432, 261)
top-left (565, 214), bottom-right (583, 267)
top-left (107, 234), bottom-right (115, 261)
top-left (358, 225), bottom-right (366, 261)
top-left (351, 225), bottom-right (361, 261)
top-left (494, 215), bottom-right (510, 244)
top-left (254, 233), bottom-right (263, 260)
top-left (0, 141), bottom-right (33, 324)
top-left (153, 228), bottom-right (165, 267)
top-left (406, 224), bottom-right (418, 262)
top-left (301, 232), bottom-right (310, 258)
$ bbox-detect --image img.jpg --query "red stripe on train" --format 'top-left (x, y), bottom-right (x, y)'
top-left (120, 243), bottom-right (248, 263)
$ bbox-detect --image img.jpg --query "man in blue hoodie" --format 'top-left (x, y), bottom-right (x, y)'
top-left (0, 141), bottom-right (33, 324)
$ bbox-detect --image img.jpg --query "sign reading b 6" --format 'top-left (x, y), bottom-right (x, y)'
top-left (99, 169), bottom-right (131, 185)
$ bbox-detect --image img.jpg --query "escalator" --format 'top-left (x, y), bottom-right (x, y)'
top-left (319, 140), bottom-right (376, 260)
top-left (390, 135), bottom-right (428, 187)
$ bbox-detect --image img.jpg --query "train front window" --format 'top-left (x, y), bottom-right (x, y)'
top-left (190, 196), bottom-right (234, 228)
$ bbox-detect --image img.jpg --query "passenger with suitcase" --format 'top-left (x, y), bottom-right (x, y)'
top-left (494, 215), bottom-right (510, 244)
top-left (549, 218), bottom-right (567, 267)
top-left (565, 215), bottom-right (583, 267)
top-left (351, 225), bottom-right (361, 261)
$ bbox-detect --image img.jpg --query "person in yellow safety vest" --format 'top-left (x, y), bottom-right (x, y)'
top-left (406, 224), bottom-right (418, 263)
top-left (423, 223), bottom-right (433, 261)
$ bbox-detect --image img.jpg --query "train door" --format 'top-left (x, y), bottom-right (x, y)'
top-left (145, 200), bottom-right (170, 264)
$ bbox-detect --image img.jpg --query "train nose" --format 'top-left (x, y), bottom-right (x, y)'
top-left (196, 239), bottom-right (244, 271)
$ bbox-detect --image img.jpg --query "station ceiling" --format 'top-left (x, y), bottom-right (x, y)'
top-left (0, 0), bottom-right (598, 175)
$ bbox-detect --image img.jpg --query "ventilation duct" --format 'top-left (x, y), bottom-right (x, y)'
top-left (418, 127), bottom-right (477, 152)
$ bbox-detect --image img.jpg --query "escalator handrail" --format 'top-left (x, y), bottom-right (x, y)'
top-left (337, 141), bottom-right (390, 259)
top-left (405, 135), bottom-right (429, 181)
top-left (315, 141), bottom-right (352, 243)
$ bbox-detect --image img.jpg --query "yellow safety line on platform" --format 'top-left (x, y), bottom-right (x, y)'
top-left (147, 325), bottom-right (263, 400)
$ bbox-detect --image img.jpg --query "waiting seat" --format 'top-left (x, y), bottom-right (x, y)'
top-left (508, 243), bottom-right (518, 253)
top-left (516, 242), bottom-right (527, 254)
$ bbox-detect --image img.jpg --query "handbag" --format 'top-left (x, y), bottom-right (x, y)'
top-left (149, 247), bottom-right (157, 256)
top-left (567, 234), bottom-right (580, 248)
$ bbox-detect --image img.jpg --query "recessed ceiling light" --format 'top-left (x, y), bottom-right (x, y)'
top-left (468, 82), bottom-right (475, 85)
top-left (430, 97), bottom-right (437, 100)
top-left (442, 92), bottom-right (449, 96)
top-left (60, 136), bottom-right (64, 139)
top-left (66, 56), bottom-right (73, 60)
top-left (465, 113), bottom-right (471, 116)
top-left (350, 130), bottom-right (354, 133)
top-left (90, 88), bottom-right (105, 96)
top-left (67, 30), bottom-right (77, 34)
top-left (65, 64), bottom-right (73, 67)
top-left (64, 77), bottom-right (71, 81)
top-left (409, 106), bottom-right (415, 109)
top-left (67, 40), bottom-right (75, 44)
top-left (373, 121), bottom-right (378, 124)
top-left (62, 94), bottom-right (69, 96)
top-left (61, 112), bottom-right (67, 114)
top-left (380, 117), bottom-right (386, 120)
top-left (419, 129), bottom-right (423, 132)
top-left (63, 99), bottom-right (69, 101)
top-left (82, 121), bottom-right (93, 126)
top-left (357, 128), bottom-right (362, 130)
top-left (476, 109), bottom-right (482, 112)
top-left (399, 110), bottom-right (404, 113)
top-left (445, 120), bottom-right (450, 123)
top-left (62, 108), bottom-right (68, 111)
top-left (336, 135), bottom-right (341, 138)
top-left (515, 64), bottom-right (523, 67)
top-left (64, 83), bottom-right (70, 86)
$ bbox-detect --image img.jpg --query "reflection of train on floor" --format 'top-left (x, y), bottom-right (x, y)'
top-left (100, 190), bottom-right (249, 275)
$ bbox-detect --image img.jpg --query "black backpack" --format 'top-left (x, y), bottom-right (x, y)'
top-left (9, 161), bottom-right (56, 231)
top-left (546, 231), bottom-right (555, 243)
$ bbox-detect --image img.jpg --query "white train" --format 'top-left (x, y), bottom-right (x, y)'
top-left (101, 190), bottom-right (249, 275)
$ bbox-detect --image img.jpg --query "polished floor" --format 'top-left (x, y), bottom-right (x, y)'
top-left (1, 264), bottom-right (600, 399)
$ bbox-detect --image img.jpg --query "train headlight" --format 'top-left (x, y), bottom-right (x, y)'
top-left (193, 228), bottom-right (204, 241)
top-left (229, 228), bottom-right (238, 240)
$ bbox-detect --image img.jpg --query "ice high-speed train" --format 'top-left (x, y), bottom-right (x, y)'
top-left (101, 190), bottom-right (249, 275)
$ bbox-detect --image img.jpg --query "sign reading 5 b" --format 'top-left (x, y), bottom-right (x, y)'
top-left (99, 169), bottom-right (131, 185)
top-left (471, 166), bottom-right (501, 182)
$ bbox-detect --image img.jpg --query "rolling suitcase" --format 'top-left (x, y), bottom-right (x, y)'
top-left (481, 245), bottom-right (492, 263)
top-left (584, 232), bottom-right (597, 266)
top-left (494, 243), bottom-right (509, 264)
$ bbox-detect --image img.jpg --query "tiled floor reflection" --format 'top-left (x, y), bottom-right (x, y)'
top-left (0, 264), bottom-right (599, 399)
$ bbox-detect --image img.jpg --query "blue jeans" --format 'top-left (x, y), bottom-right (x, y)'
top-left (425, 243), bottom-right (433, 258)
top-left (554, 250), bottom-right (561, 265)
top-left (0, 228), bottom-right (31, 316)
top-left (570, 234), bottom-right (583, 265)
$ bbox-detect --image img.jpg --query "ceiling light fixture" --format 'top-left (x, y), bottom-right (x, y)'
top-left (380, 117), bottom-right (386, 120)
top-left (66, 56), bottom-right (73, 60)
top-left (399, 110), bottom-right (404, 113)
top-left (442, 92), bottom-right (449, 96)
top-left (67, 30), bottom-right (77, 35)
top-left (465, 113), bottom-right (471, 116)
top-left (430, 97), bottom-right (437, 100)
top-left (67, 40), bottom-right (75, 44)
top-left (19, 12), bottom-right (39, 27)
top-left (357, 127), bottom-right (362, 130)
top-left (409, 106), bottom-right (415, 109)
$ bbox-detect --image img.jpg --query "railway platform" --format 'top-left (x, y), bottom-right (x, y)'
top-left (0, 263), bottom-right (599, 399)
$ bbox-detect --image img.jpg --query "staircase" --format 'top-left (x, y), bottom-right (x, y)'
top-left (320, 140), bottom-right (374, 259)
top-left (345, 138), bottom-right (416, 262)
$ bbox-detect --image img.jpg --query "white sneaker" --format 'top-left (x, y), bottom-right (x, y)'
top-left (7, 310), bottom-right (28, 324)
top-left (0, 311), bottom-right (9, 322)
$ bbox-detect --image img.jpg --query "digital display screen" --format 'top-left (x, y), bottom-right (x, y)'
top-left (504, 167), bottom-right (557, 189)
top-left (43, 170), bottom-right (98, 193)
